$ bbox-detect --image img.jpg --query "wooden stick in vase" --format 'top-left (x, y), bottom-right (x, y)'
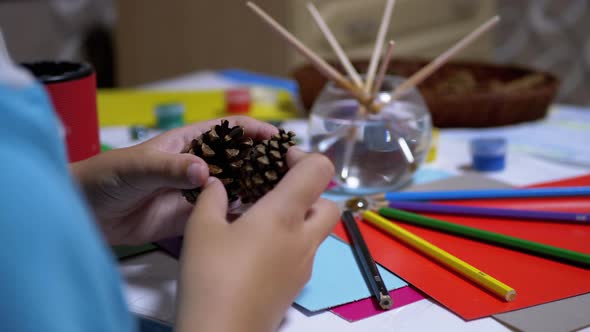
top-left (307, 2), bottom-right (363, 88)
top-left (246, 2), bottom-right (380, 113)
top-left (369, 40), bottom-right (416, 165)
top-left (365, 0), bottom-right (397, 93)
top-left (372, 40), bottom-right (396, 95)
top-left (388, 16), bottom-right (500, 101)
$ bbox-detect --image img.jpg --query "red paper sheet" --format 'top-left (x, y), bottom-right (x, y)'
top-left (333, 174), bottom-right (590, 320)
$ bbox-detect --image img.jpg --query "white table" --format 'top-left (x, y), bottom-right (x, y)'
top-left (113, 118), bottom-right (589, 332)
top-left (111, 72), bottom-right (590, 331)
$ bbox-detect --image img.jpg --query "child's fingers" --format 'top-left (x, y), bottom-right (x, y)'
top-left (192, 177), bottom-right (229, 226)
top-left (141, 191), bottom-right (192, 240)
top-left (304, 198), bottom-right (340, 246)
top-left (252, 151), bottom-right (335, 220)
top-left (224, 115), bottom-right (279, 140)
top-left (285, 146), bottom-right (307, 167)
top-left (116, 149), bottom-right (209, 191)
top-left (158, 116), bottom-right (279, 152)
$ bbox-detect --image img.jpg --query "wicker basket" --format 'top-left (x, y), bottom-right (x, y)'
top-left (292, 58), bottom-right (560, 128)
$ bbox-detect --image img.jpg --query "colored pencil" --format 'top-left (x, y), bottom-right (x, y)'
top-left (378, 207), bottom-right (590, 267)
top-left (362, 210), bottom-right (516, 301)
top-left (382, 201), bottom-right (590, 224)
top-left (371, 186), bottom-right (590, 201)
top-left (342, 210), bottom-right (392, 310)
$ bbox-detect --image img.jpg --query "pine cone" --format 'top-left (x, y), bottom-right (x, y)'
top-left (182, 120), bottom-right (253, 203)
top-left (239, 129), bottom-right (297, 204)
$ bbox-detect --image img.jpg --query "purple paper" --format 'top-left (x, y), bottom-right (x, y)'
top-left (330, 286), bottom-right (425, 322)
top-left (156, 236), bottom-right (183, 258)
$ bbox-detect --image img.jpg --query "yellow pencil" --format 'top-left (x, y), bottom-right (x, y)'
top-left (362, 210), bottom-right (516, 302)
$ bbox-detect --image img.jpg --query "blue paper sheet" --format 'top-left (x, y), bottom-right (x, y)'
top-left (412, 167), bottom-right (453, 185)
top-left (294, 235), bottom-right (407, 312)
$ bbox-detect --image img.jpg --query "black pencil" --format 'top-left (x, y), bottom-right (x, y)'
top-left (342, 210), bottom-right (392, 310)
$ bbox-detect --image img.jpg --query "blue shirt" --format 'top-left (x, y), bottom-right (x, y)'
top-left (0, 81), bottom-right (136, 331)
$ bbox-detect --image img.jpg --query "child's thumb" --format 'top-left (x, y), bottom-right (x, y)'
top-left (130, 150), bottom-right (209, 191)
top-left (192, 177), bottom-right (229, 224)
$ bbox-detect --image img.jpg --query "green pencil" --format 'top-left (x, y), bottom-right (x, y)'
top-left (378, 207), bottom-right (590, 268)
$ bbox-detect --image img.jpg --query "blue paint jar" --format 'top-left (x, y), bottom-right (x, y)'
top-left (470, 137), bottom-right (507, 172)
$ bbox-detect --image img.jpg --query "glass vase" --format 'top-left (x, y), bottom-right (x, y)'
top-left (308, 75), bottom-right (432, 194)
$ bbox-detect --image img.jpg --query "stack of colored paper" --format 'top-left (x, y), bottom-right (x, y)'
top-left (333, 174), bottom-right (590, 320)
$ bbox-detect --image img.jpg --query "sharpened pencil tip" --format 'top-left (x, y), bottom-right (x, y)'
top-left (370, 192), bottom-right (387, 201)
top-left (379, 294), bottom-right (393, 310)
top-left (506, 290), bottom-right (517, 302)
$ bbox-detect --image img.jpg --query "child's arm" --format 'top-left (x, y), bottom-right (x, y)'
top-left (176, 147), bottom-right (340, 332)
top-left (70, 116), bottom-right (278, 245)
top-left (0, 60), bottom-right (135, 331)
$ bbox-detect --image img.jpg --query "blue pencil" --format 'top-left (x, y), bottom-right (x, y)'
top-left (384, 201), bottom-right (590, 224)
top-left (372, 186), bottom-right (590, 202)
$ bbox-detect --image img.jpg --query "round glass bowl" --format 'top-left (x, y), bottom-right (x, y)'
top-left (308, 75), bottom-right (433, 194)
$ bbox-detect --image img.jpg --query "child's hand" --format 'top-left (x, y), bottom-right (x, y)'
top-left (176, 147), bottom-right (339, 332)
top-left (71, 116), bottom-right (278, 245)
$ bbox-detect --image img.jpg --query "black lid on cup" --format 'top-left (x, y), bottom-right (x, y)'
top-left (21, 61), bottom-right (93, 84)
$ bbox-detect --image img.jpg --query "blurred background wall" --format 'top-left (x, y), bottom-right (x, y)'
top-left (0, 0), bottom-right (115, 87)
top-left (113, 0), bottom-right (495, 86)
top-left (495, 0), bottom-right (590, 105)
top-left (0, 0), bottom-right (588, 104)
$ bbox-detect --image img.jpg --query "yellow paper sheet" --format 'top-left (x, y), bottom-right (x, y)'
top-left (97, 88), bottom-right (300, 127)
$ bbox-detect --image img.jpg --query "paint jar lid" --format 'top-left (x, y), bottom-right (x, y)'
top-left (225, 88), bottom-right (251, 114)
top-left (470, 137), bottom-right (507, 171)
top-left (155, 103), bottom-right (185, 130)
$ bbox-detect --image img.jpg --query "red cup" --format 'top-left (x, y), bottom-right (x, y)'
top-left (22, 61), bottom-right (100, 162)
